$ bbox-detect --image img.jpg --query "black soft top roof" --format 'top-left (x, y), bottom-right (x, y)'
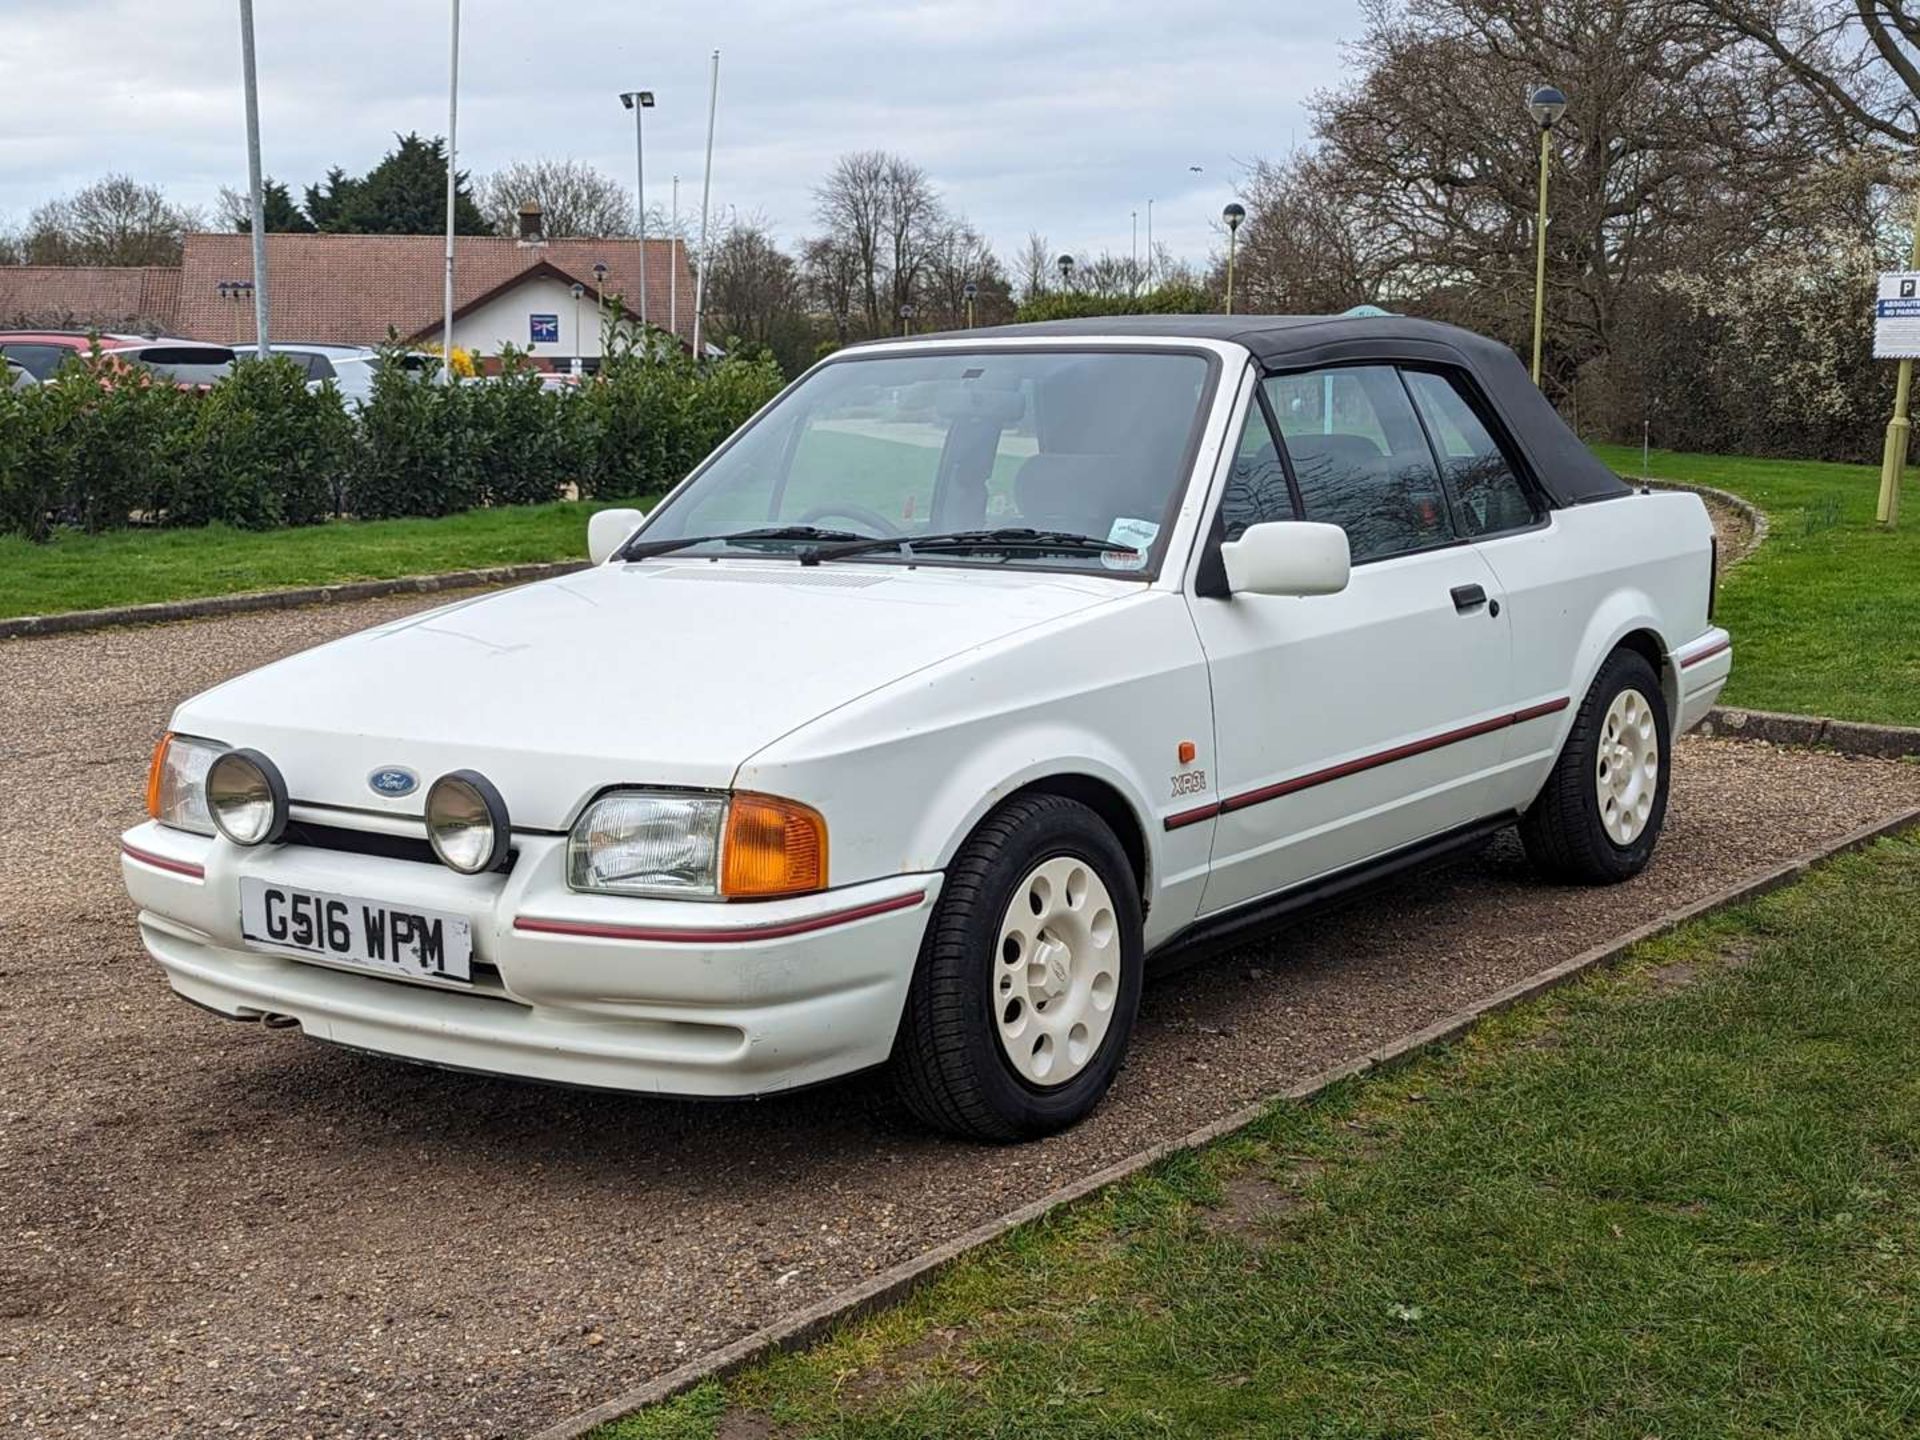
top-left (903, 314), bottom-right (1629, 507)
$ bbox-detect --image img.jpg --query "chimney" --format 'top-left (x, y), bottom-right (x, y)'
top-left (516, 201), bottom-right (546, 246)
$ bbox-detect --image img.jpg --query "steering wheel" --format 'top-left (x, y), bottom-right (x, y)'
top-left (795, 503), bottom-right (902, 538)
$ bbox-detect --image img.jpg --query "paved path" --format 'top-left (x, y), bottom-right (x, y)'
top-left (4, 594), bottom-right (1917, 1439)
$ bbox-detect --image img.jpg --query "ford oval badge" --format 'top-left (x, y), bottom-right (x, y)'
top-left (368, 767), bottom-right (419, 798)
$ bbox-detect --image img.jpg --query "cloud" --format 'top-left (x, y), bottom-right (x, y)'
top-left (0, 0), bottom-right (1358, 264)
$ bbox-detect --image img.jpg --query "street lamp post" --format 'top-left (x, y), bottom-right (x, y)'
top-left (1526, 84), bottom-right (1566, 386)
top-left (963, 281), bottom-right (978, 329)
top-left (570, 281), bottom-right (584, 373)
top-left (1222, 202), bottom-right (1246, 315)
top-left (619, 90), bottom-right (655, 334)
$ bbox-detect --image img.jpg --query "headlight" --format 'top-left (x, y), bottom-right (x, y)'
top-left (568, 790), bottom-right (826, 899)
top-left (425, 770), bottom-right (511, 874)
top-left (569, 792), bottom-right (727, 897)
top-left (205, 748), bottom-right (289, 846)
top-left (145, 733), bottom-right (226, 836)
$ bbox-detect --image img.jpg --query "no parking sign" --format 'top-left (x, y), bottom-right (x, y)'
top-left (1873, 273), bottom-right (1920, 359)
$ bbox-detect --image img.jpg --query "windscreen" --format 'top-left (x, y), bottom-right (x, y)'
top-left (637, 348), bottom-right (1214, 574)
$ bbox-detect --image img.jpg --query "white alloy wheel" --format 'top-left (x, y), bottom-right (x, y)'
top-left (1596, 686), bottom-right (1660, 846)
top-left (993, 855), bottom-right (1121, 1087)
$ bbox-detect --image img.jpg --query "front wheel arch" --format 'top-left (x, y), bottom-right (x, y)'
top-left (1002, 773), bottom-right (1150, 909)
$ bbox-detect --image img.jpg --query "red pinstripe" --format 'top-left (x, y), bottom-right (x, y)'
top-left (1163, 696), bottom-right (1571, 831)
top-left (513, 889), bottom-right (927, 945)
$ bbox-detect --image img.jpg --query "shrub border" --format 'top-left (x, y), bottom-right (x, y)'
top-left (529, 802), bottom-right (1920, 1440)
top-left (0, 559), bottom-right (590, 641)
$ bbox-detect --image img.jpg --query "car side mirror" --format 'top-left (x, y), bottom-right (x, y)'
top-left (588, 507), bottom-right (648, 565)
top-left (1220, 521), bottom-right (1350, 597)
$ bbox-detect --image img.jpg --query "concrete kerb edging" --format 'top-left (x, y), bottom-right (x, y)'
top-left (530, 802), bottom-right (1920, 1440)
top-left (1702, 707), bottom-right (1920, 759)
top-left (0, 560), bottom-right (592, 642)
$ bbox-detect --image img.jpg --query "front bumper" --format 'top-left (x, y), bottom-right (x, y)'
top-left (121, 819), bottom-right (940, 1097)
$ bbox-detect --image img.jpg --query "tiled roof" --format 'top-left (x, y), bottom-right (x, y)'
top-left (0, 266), bottom-right (183, 333)
top-left (175, 233), bottom-right (695, 348)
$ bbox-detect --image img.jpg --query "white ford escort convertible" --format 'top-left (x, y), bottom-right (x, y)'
top-left (121, 315), bottom-right (1731, 1140)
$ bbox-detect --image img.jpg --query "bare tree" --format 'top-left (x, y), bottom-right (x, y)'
top-left (1301, 0), bottom-right (1825, 374)
top-left (801, 235), bottom-right (862, 344)
top-left (22, 175), bottom-right (203, 266)
top-left (815, 151), bottom-right (891, 335)
top-left (476, 158), bottom-right (636, 237)
top-left (1228, 152), bottom-right (1394, 312)
top-left (922, 222), bottom-right (1013, 328)
top-left (881, 155), bottom-right (943, 327)
top-left (814, 150), bottom-right (947, 335)
top-left (1692, 0), bottom-right (1920, 148)
top-left (704, 214), bottom-right (803, 345)
top-left (1015, 232), bottom-right (1053, 302)
top-left (1071, 251), bottom-right (1150, 299)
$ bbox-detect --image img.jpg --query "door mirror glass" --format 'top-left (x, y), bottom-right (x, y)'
top-left (588, 507), bottom-right (648, 565)
top-left (1220, 520), bottom-right (1350, 597)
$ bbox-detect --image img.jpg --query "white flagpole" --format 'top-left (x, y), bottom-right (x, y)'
top-left (441, 0), bottom-right (460, 384)
top-left (238, 0), bottom-right (270, 357)
top-left (691, 50), bottom-right (719, 361)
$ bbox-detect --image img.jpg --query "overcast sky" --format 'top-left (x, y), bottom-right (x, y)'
top-left (0, 1), bottom-right (1361, 267)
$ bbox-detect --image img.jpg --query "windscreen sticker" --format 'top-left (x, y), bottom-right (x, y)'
top-left (1101, 516), bottom-right (1158, 570)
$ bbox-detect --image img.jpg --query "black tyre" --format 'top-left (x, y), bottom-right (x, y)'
top-left (892, 794), bottom-right (1144, 1142)
top-left (1520, 647), bottom-right (1672, 884)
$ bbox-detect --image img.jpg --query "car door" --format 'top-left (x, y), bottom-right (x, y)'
top-left (1397, 366), bottom-right (1572, 816)
top-left (1187, 364), bottom-right (1515, 916)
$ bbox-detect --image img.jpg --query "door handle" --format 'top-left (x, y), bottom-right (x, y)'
top-left (1450, 583), bottom-right (1488, 613)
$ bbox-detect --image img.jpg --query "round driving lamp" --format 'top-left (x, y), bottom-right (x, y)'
top-left (205, 748), bottom-right (289, 846)
top-left (425, 770), bottom-right (511, 875)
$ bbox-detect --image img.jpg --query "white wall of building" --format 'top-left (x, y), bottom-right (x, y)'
top-left (451, 274), bottom-right (615, 367)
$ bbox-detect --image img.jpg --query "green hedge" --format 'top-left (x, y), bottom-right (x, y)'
top-left (1013, 283), bottom-right (1214, 324)
top-left (0, 340), bottom-right (784, 541)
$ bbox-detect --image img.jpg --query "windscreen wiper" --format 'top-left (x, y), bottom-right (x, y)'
top-left (801, 527), bottom-right (1142, 565)
top-left (616, 524), bottom-right (866, 561)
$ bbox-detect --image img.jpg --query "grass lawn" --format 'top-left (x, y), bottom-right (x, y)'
top-left (607, 833), bottom-right (1920, 1439)
top-left (1590, 444), bottom-right (1920, 727)
top-left (0, 496), bottom-right (657, 619)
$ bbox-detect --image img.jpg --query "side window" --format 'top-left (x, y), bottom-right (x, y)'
top-left (1262, 366), bottom-right (1455, 563)
top-left (1219, 396), bottom-right (1296, 540)
top-left (1402, 370), bottom-right (1539, 537)
top-left (306, 354), bottom-right (337, 381)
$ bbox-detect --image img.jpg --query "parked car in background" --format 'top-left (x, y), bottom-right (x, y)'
top-left (107, 342), bottom-right (235, 388)
top-left (6, 358), bottom-right (32, 391)
top-left (0, 331), bottom-right (234, 387)
top-left (265, 343), bottom-right (379, 404)
top-left (268, 344), bottom-right (440, 405)
top-left (120, 315), bottom-right (1730, 1142)
top-left (0, 330), bottom-right (129, 380)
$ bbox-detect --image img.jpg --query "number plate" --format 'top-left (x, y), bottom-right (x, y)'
top-left (239, 878), bottom-right (473, 984)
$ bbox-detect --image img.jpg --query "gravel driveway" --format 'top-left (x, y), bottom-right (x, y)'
top-left (4, 593), bottom-right (1916, 1439)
